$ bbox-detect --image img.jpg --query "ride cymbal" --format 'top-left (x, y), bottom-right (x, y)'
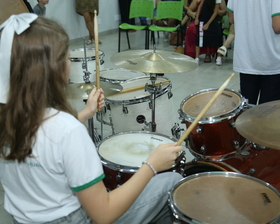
top-left (235, 100), bottom-right (280, 149)
top-left (68, 81), bottom-right (123, 99)
top-left (111, 50), bottom-right (198, 74)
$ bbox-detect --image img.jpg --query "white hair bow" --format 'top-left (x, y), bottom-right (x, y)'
top-left (0, 13), bottom-right (38, 104)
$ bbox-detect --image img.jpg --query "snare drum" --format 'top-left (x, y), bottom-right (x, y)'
top-left (169, 172), bottom-right (280, 224)
top-left (105, 76), bottom-right (176, 136)
top-left (69, 48), bottom-right (105, 83)
top-left (97, 131), bottom-right (184, 190)
top-left (182, 143), bottom-right (280, 191)
top-left (100, 68), bottom-right (148, 84)
top-left (179, 88), bottom-right (247, 160)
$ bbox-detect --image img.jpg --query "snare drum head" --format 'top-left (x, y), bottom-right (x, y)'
top-left (106, 77), bottom-right (170, 102)
top-left (100, 68), bottom-right (147, 82)
top-left (171, 172), bottom-right (280, 224)
top-left (182, 89), bottom-right (242, 118)
top-left (69, 48), bottom-right (104, 61)
top-left (98, 132), bottom-right (175, 167)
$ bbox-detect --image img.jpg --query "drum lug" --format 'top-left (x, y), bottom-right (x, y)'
top-left (230, 121), bottom-right (236, 128)
top-left (122, 105), bottom-right (129, 114)
top-left (232, 140), bottom-right (240, 149)
top-left (105, 102), bottom-right (111, 111)
top-left (196, 125), bottom-right (203, 134)
top-left (246, 168), bottom-right (256, 176)
top-left (200, 145), bottom-right (207, 156)
top-left (168, 91), bottom-right (173, 99)
top-left (149, 102), bottom-right (152, 110)
top-left (116, 171), bottom-right (122, 184)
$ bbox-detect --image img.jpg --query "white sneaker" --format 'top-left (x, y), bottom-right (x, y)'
top-left (163, 32), bottom-right (169, 41)
top-left (216, 56), bottom-right (222, 66)
top-left (195, 57), bottom-right (200, 63)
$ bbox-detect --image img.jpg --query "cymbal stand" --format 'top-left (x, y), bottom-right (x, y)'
top-left (144, 73), bottom-right (162, 132)
top-left (81, 38), bottom-right (103, 143)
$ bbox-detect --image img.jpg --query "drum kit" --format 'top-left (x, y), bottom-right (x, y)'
top-left (69, 44), bottom-right (280, 222)
top-left (67, 12), bottom-right (280, 223)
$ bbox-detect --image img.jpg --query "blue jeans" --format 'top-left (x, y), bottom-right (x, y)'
top-left (12, 172), bottom-right (182, 224)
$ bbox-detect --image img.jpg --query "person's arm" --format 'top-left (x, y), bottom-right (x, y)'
top-left (77, 88), bottom-right (104, 123)
top-left (272, 14), bottom-right (280, 33)
top-left (76, 143), bottom-right (183, 224)
top-left (195, 0), bottom-right (204, 25)
top-left (218, 0), bottom-right (227, 17)
top-left (203, 3), bottom-right (219, 30)
top-left (228, 10), bottom-right (234, 24)
top-left (187, 0), bottom-right (198, 20)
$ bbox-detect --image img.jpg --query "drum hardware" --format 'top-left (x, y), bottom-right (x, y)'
top-left (122, 104), bottom-right (128, 114)
top-left (235, 100), bottom-right (280, 150)
top-left (168, 92), bottom-right (173, 99)
top-left (196, 125), bottom-right (203, 134)
top-left (171, 123), bottom-right (183, 140)
top-left (111, 49), bottom-right (198, 74)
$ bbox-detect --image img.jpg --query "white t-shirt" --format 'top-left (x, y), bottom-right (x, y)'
top-left (0, 108), bottom-right (104, 223)
top-left (227, 0), bottom-right (280, 75)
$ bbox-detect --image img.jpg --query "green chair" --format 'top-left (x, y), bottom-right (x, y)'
top-left (118, 0), bottom-right (154, 52)
top-left (149, 0), bottom-right (184, 47)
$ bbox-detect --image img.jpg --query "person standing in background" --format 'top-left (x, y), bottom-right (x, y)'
top-left (227, 0), bottom-right (280, 105)
top-left (33, 0), bottom-right (49, 16)
top-left (76, 0), bottom-right (102, 44)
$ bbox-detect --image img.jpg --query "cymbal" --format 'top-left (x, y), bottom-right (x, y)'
top-left (111, 50), bottom-right (198, 73)
top-left (235, 100), bottom-right (280, 149)
top-left (68, 81), bottom-right (123, 99)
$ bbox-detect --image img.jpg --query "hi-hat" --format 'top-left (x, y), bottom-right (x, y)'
top-left (235, 100), bottom-right (280, 149)
top-left (111, 50), bottom-right (198, 73)
top-left (68, 81), bottom-right (123, 99)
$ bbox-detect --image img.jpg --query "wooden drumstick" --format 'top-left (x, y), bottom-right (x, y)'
top-left (94, 10), bottom-right (101, 111)
top-left (177, 73), bottom-right (235, 145)
top-left (119, 80), bottom-right (171, 94)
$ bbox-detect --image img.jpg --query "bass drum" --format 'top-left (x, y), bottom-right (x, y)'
top-left (169, 172), bottom-right (280, 224)
top-left (182, 143), bottom-right (280, 191)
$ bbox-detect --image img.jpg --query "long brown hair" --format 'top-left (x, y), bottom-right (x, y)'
top-left (0, 16), bottom-right (76, 162)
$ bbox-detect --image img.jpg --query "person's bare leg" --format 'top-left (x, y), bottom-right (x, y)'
top-left (83, 12), bottom-right (94, 42)
top-left (195, 46), bottom-right (200, 63)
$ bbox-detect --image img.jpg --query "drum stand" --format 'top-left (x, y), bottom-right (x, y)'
top-left (80, 38), bottom-right (103, 144)
top-left (144, 73), bottom-right (164, 132)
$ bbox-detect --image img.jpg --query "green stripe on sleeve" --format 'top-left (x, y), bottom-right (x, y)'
top-left (227, 7), bottom-right (233, 13)
top-left (71, 173), bottom-right (105, 192)
top-left (272, 13), bottom-right (280, 17)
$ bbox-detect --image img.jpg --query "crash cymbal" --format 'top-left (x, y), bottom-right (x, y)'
top-left (68, 81), bottom-right (123, 99)
top-left (235, 100), bottom-right (280, 149)
top-left (111, 50), bottom-right (198, 73)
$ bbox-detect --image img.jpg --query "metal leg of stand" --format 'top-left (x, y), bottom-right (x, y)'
top-left (88, 117), bottom-right (95, 143)
top-left (151, 91), bottom-right (157, 132)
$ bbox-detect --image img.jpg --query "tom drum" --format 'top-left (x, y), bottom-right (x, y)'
top-left (169, 172), bottom-right (280, 224)
top-left (105, 76), bottom-right (176, 137)
top-left (179, 88), bottom-right (247, 160)
top-left (69, 48), bottom-right (105, 83)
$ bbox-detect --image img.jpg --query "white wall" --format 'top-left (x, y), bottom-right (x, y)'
top-left (27, 0), bottom-right (120, 40)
